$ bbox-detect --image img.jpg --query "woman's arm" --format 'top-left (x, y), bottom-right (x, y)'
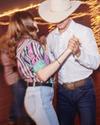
top-left (37, 48), bottom-right (72, 81)
top-left (37, 39), bottom-right (79, 81)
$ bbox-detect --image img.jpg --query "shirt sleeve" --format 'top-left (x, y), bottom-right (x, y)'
top-left (75, 28), bottom-right (100, 70)
top-left (26, 41), bottom-right (47, 73)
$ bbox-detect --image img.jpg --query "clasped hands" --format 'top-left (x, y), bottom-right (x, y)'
top-left (67, 35), bottom-right (81, 57)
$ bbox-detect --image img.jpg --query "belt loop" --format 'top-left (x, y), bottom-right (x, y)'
top-left (74, 82), bottom-right (76, 88)
top-left (33, 81), bottom-right (35, 87)
top-left (26, 81), bottom-right (28, 87)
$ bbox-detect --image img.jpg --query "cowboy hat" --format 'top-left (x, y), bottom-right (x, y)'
top-left (38, 0), bottom-right (82, 23)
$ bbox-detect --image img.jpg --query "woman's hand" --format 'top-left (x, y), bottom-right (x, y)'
top-left (68, 35), bottom-right (81, 57)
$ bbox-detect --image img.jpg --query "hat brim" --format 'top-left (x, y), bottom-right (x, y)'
top-left (38, 1), bottom-right (82, 23)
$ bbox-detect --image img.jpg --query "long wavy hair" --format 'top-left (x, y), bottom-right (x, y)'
top-left (7, 11), bottom-right (38, 62)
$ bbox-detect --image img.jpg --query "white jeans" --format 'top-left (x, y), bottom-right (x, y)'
top-left (24, 86), bottom-right (59, 125)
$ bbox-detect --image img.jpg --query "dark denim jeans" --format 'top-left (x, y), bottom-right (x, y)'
top-left (57, 77), bottom-right (96, 125)
top-left (9, 79), bottom-right (32, 123)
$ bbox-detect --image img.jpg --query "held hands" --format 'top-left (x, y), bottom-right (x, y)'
top-left (67, 35), bottom-right (81, 57)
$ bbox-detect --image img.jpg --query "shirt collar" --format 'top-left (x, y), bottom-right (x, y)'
top-left (54, 19), bottom-right (76, 35)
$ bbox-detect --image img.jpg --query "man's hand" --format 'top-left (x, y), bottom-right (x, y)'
top-left (68, 35), bottom-right (81, 57)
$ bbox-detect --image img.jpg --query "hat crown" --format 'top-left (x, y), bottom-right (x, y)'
top-left (38, 0), bottom-right (82, 23)
top-left (49, 0), bottom-right (71, 12)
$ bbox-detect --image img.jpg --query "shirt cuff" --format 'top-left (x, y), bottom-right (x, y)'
top-left (32, 59), bottom-right (46, 73)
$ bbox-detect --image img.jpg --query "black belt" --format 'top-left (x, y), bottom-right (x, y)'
top-left (27, 82), bottom-right (52, 87)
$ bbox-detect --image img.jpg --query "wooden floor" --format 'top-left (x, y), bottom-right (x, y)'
top-left (0, 64), bottom-right (100, 125)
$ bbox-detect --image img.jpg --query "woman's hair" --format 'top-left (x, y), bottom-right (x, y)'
top-left (7, 11), bottom-right (38, 61)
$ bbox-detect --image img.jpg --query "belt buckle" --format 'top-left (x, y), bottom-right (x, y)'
top-left (66, 83), bottom-right (76, 90)
top-left (63, 83), bottom-right (76, 90)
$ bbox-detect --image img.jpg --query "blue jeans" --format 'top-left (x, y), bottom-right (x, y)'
top-left (9, 79), bottom-right (32, 122)
top-left (57, 77), bottom-right (96, 125)
top-left (24, 86), bottom-right (59, 125)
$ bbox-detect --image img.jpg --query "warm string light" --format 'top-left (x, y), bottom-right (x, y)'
top-left (87, 0), bottom-right (100, 52)
top-left (0, 21), bottom-right (9, 25)
top-left (72, 0), bottom-right (100, 52)
top-left (0, 4), bottom-right (39, 18)
top-left (0, 0), bottom-right (99, 51)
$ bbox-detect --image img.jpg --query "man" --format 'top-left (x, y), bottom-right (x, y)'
top-left (38, 0), bottom-right (100, 125)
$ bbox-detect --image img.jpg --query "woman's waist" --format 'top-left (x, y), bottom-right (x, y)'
top-left (24, 76), bottom-right (53, 87)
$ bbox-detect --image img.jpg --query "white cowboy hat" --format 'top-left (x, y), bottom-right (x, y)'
top-left (38, 0), bottom-right (82, 23)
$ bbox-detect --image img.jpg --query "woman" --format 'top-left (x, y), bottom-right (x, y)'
top-left (7, 11), bottom-right (79, 125)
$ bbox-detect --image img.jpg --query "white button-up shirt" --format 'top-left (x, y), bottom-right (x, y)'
top-left (47, 20), bottom-right (100, 84)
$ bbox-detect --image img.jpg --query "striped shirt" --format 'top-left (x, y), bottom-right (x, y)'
top-left (16, 38), bottom-right (52, 83)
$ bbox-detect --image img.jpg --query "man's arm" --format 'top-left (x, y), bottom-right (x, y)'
top-left (73, 28), bottom-right (100, 70)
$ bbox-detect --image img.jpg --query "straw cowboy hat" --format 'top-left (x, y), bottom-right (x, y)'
top-left (38, 0), bottom-right (82, 23)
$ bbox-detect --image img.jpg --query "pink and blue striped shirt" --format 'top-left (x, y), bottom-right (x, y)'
top-left (16, 38), bottom-right (52, 83)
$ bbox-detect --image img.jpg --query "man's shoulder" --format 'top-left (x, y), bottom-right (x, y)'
top-left (74, 21), bottom-right (91, 32)
top-left (71, 20), bottom-right (94, 38)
